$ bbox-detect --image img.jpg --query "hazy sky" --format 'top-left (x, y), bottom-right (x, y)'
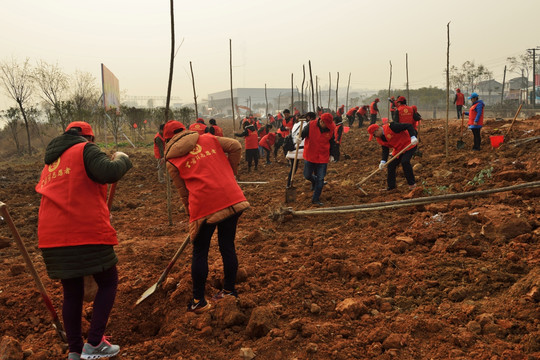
top-left (2, 0), bottom-right (540, 111)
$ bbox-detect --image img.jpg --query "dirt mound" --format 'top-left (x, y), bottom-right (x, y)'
top-left (0, 116), bottom-right (539, 359)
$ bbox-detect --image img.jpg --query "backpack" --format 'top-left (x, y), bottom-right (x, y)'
top-left (283, 134), bottom-right (295, 152)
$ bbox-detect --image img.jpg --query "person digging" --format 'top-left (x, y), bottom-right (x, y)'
top-left (367, 122), bottom-right (418, 191)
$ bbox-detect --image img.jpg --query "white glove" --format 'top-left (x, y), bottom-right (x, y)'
top-left (295, 135), bottom-right (302, 145)
top-left (113, 151), bottom-right (129, 160)
top-left (410, 136), bottom-right (418, 145)
top-left (379, 160), bottom-right (386, 170)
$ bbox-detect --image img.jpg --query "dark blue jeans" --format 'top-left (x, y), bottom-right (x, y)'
top-left (303, 160), bottom-right (327, 202)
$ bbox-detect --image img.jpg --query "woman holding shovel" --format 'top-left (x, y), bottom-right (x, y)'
top-left (35, 121), bottom-right (132, 360)
top-left (164, 120), bottom-right (250, 314)
top-left (367, 121), bottom-right (418, 191)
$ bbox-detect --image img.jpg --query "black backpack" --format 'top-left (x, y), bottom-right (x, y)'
top-left (283, 134), bottom-right (295, 152)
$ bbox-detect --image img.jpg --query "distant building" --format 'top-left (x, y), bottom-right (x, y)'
top-left (208, 88), bottom-right (301, 116)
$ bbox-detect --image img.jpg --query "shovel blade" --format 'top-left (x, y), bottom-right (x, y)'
top-left (135, 283), bottom-right (158, 305)
top-left (285, 186), bottom-right (297, 203)
top-left (457, 140), bottom-right (465, 149)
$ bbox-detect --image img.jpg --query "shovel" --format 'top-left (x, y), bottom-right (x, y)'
top-left (457, 113), bottom-right (465, 149)
top-left (136, 234), bottom-right (190, 305)
top-left (356, 141), bottom-right (416, 195)
top-left (0, 202), bottom-right (67, 343)
top-left (285, 120), bottom-right (305, 203)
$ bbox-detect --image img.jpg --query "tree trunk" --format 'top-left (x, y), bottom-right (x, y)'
top-left (17, 101), bottom-right (32, 155)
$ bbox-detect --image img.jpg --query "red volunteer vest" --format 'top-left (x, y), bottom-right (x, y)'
top-left (370, 101), bottom-right (378, 114)
top-left (279, 118), bottom-right (293, 137)
top-left (36, 142), bottom-right (117, 248)
top-left (303, 120), bottom-right (333, 164)
top-left (358, 107), bottom-right (367, 115)
top-left (168, 134), bottom-right (247, 222)
top-left (245, 128), bottom-right (259, 149)
top-left (211, 125), bottom-right (223, 137)
top-left (259, 133), bottom-right (276, 150)
top-left (337, 106), bottom-right (345, 116)
top-left (397, 105), bottom-right (415, 126)
top-left (468, 102), bottom-right (484, 126)
top-left (189, 123), bottom-right (206, 135)
top-left (346, 107), bottom-right (357, 116)
top-left (456, 92), bottom-right (465, 106)
top-left (154, 132), bottom-right (165, 158)
top-left (376, 124), bottom-right (415, 156)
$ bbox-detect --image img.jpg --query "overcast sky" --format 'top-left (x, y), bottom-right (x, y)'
top-left (1, 0), bottom-right (539, 111)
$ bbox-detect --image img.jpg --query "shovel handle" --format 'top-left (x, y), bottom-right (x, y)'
top-left (505, 102), bottom-right (523, 138)
top-left (357, 141), bottom-right (415, 187)
top-left (107, 183), bottom-right (117, 210)
top-left (0, 202), bottom-right (67, 343)
top-left (155, 234), bottom-right (191, 289)
top-left (289, 120), bottom-right (305, 188)
top-left (460, 112), bottom-right (465, 139)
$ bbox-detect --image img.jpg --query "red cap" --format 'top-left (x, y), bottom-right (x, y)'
top-left (196, 118), bottom-right (205, 124)
top-left (320, 113), bottom-right (334, 128)
top-left (163, 120), bottom-right (186, 140)
top-left (367, 124), bottom-right (379, 141)
top-left (456, 88), bottom-right (460, 92)
top-left (65, 121), bottom-right (94, 137)
top-left (397, 96), bottom-right (406, 103)
top-left (375, 98), bottom-right (380, 102)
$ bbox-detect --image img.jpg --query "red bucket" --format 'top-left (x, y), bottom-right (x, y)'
top-left (490, 135), bottom-right (504, 148)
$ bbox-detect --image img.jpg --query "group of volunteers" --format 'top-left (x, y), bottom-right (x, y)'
top-left (33, 90), bottom-right (484, 359)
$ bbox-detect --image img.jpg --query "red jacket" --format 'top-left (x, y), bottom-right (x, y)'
top-left (303, 120), bottom-right (333, 164)
top-left (346, 107), bottom-right (358, 117)
top-left (36, 143), bottom-right (117, 248)
top-left (154, 132), bottom-right (165, 159)
top-left (337, 105), bottom-right (345, 116)
top-left (278, 117), bottom-right (294, 137)
top-left (376, 124), bottom-right (415, 156)
top-left (259, 132), bottom-right (276, 150)
top-left (396, 105), bottom-right (415, 127)
top-left (209, 125), bottom-right (223, 137)
top-left (357, 106), bottom-right (367, 115)
top-left (167, 134), bottom-right (247, 222)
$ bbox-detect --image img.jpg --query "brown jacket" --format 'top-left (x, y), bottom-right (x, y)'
top-left (165, 130), bottom-right (249, 239)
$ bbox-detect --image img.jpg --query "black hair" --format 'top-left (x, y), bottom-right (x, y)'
top-left (209, 119), bottom-right (216, 125)
top-left (159, 124), bottom-right (165, 131)
top-left (305, 112), bottom-right (316, 120)
top-left (283, 109), bottom-right (290, 114)
top-left (205, 126), bottom-right (215, 135)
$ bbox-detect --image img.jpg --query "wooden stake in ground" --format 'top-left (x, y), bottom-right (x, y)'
top-left (335, 72), bottom-right (339, 112)
top-left (190, 61), bottom-right (198, 119)
top-left (315, 75), bottom-right (319, 110)
top-left (165, 0), bottom-right (176, 225)
top-left (291, 73), bottom-right (294, 111)
top-left (309, 60), bottom-right (315, 112)
top-left (301, 65), bottom-right (306, 113)
top-left (388, 61), bottom-right (392, 119)
top-left (346, 72), bottom-right (351, 110)
top-left (328, 72), bottom-right (331, 110)
top-left (445, 22), bottom-right (450, 158)
top-left (406, 53), bottom-right (410, 103)
top-left (501, 65), bottom-right (506, 105)
top-left (265, 83), bottom-right (268, 123)
top-left (229, 39), bottom-right (236, 132)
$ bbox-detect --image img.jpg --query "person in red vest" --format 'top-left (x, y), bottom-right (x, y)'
top-left (268, 114), bottom-right (276, 127)
top-left (259, 132), bottom-right (276, 164)
top-left (346, 106), bottom-right (359, 127)
top-left (389, 96), bottom-right (397, 119)
top-left (274, 109), bottom-right (294, 158)
top-left (164, 121), bottom-right (250, 314)
top-left (154, 124), bottom-right (166, 183)
top-left (454, 88), bottom-right (465, 119)
top-left (367, 121), bottom-right (418, 191)
top-left (189, 118), bottom-right (206, 135)
top-left (298, 112), bottom-right (336, 206)
top-left (463, 92), bottom-right (484, 151)
top-left (331, 116), bottom-right (344, 162)
top-left (234, 122), bottom-right (260, 171)
top-left (35, 121), bottom-right (132, 360)
top-left (294, 107), bottom-right (300, 117)
top-left (205, 119), bottom-right (224, 137)
top-left (337, 104), bottom-right (345, 117)
top-left (370, 98), bottom-right (380, 124)
top-left (393, 96), bottom-right (419, 134)
top-left (356, 105), bottom-right (369, 127)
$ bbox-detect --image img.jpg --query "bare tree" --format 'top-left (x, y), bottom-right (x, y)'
top-left (507, 53), bottom-right (532, 97)
top-left (71, 70), bottom-right (100, 123)
top-left (0, 57), bottom-right (34, 154)
top-left (449, 61), bottom-right (492, 94)
top-left (2, 107), bottom-right (22, 154)
top-left (33, 60), bottom-right (69, 129)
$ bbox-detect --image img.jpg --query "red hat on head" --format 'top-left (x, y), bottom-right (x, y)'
top-left (65, 121), bottom-right (94, 137)
top-left (367, 124), bottom-right (379, 141)
top-left (196, 118), bottom-right (205, 124)
top-left (320, 113), bottom-right (334, 128)
top-left (397, 96), bottom-right (406, 103)
top-left (375, 98), bottom-right (380, 102)
top-left (456, 88), bottom-right (461, 92)
top-left (163, 120), bottom-right (186, 140)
